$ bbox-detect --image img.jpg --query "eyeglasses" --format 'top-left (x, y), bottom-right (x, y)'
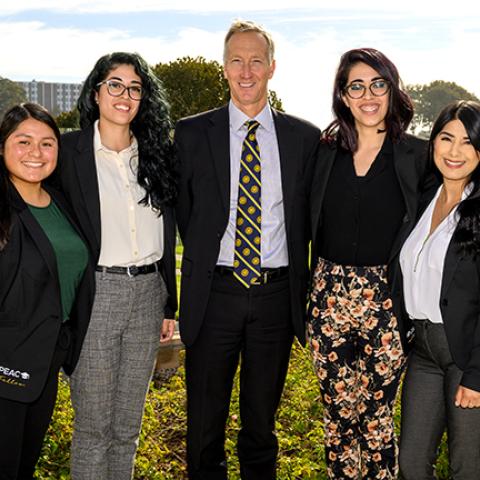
top-left (344, 79), bottom-right (390, 99)
top-left (96, 79), bottom-right (143, 101)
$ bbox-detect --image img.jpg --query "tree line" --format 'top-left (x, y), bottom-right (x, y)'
top-left (1, 58), bottom-right (478, 134)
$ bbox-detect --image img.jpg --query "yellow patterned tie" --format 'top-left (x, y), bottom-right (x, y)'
top-left (233, 120), bottom-right (262, 288)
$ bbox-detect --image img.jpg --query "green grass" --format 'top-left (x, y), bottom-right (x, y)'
top-left (36, 342), bottom-right (450, 479)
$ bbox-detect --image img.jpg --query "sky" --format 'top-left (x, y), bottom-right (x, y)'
top-left (1, 1), bottom-right (480, 127)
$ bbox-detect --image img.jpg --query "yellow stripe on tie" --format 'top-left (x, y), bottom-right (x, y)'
top-left (236, 229), bottom-right (261, 255)
top-left (240, 160), bottom-right (261, 186)
top-left (239, 183), bottom-right (261, 211)
top-left (245, 141), bottom-right (261, 162)
top-left (235, 252), bottom-right (261, 276)
top-left (237, 207), bottom-right (261, 234)
top-left (233, 272), bottom-right (250, 288)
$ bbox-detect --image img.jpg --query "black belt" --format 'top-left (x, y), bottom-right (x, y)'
top-left (96, 260), bottom-right (162, 277)
top-left (214, 266), bottom-right (288, 285)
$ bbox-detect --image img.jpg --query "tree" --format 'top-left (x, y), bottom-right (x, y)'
top-left (406, 80), bottom-right (479, 135)
top-left (153, 56), bottom-right (283, 124)
top-left (0, 77), bottom-right (27, 120)
top-left (56, 108), bottom-right (80, 129)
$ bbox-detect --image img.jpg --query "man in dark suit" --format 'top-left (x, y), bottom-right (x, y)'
top-left (175, 20), bottom-right (320, 480)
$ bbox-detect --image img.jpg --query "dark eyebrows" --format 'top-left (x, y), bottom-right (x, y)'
top-left (13, 133), bottom-right (57, 142)
top-left (349, 76), bottom-right (384, 84)
top-left (107, 76), bottom-right (142, 85)
top-left (438, 131), bottom-right (470, 141)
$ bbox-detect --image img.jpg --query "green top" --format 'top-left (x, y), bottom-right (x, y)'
top-left (29, 201), bottom-right (88, 322)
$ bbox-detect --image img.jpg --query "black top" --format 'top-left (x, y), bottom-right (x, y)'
top-left (318, 137), bottom-right (405, 266)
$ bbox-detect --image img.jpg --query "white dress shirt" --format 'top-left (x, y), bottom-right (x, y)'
top-left (217, 101), bottom-right (288, 268)
top-left (94, 121), bottom-right (164, 267)
top-left (400, 185), bottom-right (469, 323)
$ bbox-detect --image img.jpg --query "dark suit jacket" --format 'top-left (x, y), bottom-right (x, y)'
top-left (58, 126), bottom-right (177, 318)
top-left (392, 185), bottom-right (480, 392)
top-left (0, 184), bottom-right (95, 403)
top-left (174, 105), bottom-right (321, 347)
top-left (310, 134), bottom-right (429, 351)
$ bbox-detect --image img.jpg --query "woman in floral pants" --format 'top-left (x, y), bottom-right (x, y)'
top-left (308, 48), bottom-right (430, 479)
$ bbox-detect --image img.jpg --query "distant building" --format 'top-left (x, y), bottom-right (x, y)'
top-left (16, 80), bottom-right (82, 115)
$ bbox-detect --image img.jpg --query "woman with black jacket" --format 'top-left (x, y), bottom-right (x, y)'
top-left (397, 100), bottom-right (480, 479)
top-left (307, 48), bottom-right (429, 479)
top-left (0, 103), bottom-right (94, 479)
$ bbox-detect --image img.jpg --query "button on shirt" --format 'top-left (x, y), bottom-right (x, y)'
top-left (400, 185), bottom-right (468, 324)
top-left (94, 121), bottom-right (164, 267)
top-left (217, 101), bottom-right (288, 268)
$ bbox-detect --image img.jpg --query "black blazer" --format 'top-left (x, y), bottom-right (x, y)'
top-left (0, 184), bottom-right (95, 403)
top-left (310, 134), bottom-right (429, 350)
top-left (392, 185), bottom-right (480, 392)
top-left (174, 105), bottom-right (321, 347)
top-left (58, 126), bottom-right (177, 318)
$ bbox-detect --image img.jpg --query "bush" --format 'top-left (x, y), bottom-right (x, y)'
top-left (36, 343), bottom-right (450, 479)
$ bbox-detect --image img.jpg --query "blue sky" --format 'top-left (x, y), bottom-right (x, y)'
top-left (1, 1), bottom-right (480, 126)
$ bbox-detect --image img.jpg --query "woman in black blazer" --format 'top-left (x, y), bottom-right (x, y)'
top-left (58, 52), bottom-right (177, 479)
top-left (397, 100), bottom-right (480, 479)
top-left (307, 48), bottom-right (429, 479)
top-left (0, 103), bottom-right (94, 479)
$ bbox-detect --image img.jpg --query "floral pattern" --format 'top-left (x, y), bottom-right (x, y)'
top-left (307, 257), bottom-right (405, 479)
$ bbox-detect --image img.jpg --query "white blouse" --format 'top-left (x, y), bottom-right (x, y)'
top-left (400, 185), bottom-right (467, 324)
top-left (94, 121), bottom-right (164, 267)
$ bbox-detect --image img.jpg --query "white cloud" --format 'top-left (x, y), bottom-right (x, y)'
top-left (3, 1), bottom-right (480, 15)
top-left (2, 8), bottom-right (480, 129)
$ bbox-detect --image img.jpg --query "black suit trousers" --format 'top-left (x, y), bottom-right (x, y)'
top-left (186, 269), bottom-right (293, 480)
top-left (0, 324), bottom-right (71, 480)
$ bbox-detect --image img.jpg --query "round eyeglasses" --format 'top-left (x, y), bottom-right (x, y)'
top-left (96, 79), bottom-right (143, 101)
top-left (344, 79), bottom-right (390, 99)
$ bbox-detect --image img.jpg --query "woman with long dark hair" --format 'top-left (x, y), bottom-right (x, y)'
top-left (59, 52), bottom-right (177, 479)
top-left (398, 100), bottom-right (480, 479)
top-left (0, 103), bottom-right (94, 478)
top-left (308, 48), bottom-right (430, 479)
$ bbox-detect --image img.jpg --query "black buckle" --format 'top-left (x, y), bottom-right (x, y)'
top-left (126, 265), bottom-right (139, 277)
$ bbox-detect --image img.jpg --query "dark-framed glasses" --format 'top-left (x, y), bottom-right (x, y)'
top-left (96, 79), bottom-right (143, 101)
top-left (344, 79), bottom-right (390, 99)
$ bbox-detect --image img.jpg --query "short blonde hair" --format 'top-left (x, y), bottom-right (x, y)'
top-left (223, 20), bottom-right (275, 64)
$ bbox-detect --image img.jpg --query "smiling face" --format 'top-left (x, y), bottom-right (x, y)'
top-left (3, 117), bottom-right (58, 191)
top-left (433, 118), bottom-right (480, 188)
top-left (223, 31), bottom-right (275, 118)
top-left (342, 62), bottom-right (389, 132)
top-left (95, 63), bottom-right (141, 128)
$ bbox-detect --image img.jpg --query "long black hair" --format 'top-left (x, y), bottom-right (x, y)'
top-left (77, 51), bottom-right (176, 212)
top-left (323, 48), bottom-right (413, 152)
top-left (429, 100), bottom-right (480, 256)
top-left (0, 103), bottom-right (60, 249)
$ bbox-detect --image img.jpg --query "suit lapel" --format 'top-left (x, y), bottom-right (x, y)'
top-left (389, 139), bottom-right (420, 262)
top-left (311, 144), bottom-right (336, 240)
top-left (10, 188), bottom-right (58, 281)
top-left (207, 107), bottom-right (230, 216)
top-left (73, 126), bottom-right (101, 248)
top-left (441, 240), bottom-right (461, 299)
top-left (273, 110), bottom-right (300, 234)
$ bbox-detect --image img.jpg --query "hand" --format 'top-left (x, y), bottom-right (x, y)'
top-left (160, 318), bottom-right (176, 343)
top-left (455, 385), bottom-right (480, 408)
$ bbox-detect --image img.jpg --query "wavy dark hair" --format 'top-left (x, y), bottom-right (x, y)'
top-left (77, 51), bottom-right (176, 212)
top-left (323, 48), bottom-right (414, 152)
top-left (429, 100), bottom-right (480, 255)
top-left (0, 103), bottom-right (60, 249)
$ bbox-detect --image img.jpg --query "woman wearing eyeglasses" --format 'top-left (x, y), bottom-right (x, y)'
top-left (307, 48), bottom-right (432, 479)
top-left (58, 52), bottom-right (177, 479)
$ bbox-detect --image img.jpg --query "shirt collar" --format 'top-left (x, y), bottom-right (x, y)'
top-left (93, 119), bottom-right (138, 155)
top-left (228, 100), bottom-right (274, 133)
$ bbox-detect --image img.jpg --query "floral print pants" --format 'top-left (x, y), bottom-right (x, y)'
top-left (307, 257), bottom-right (405, 480)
